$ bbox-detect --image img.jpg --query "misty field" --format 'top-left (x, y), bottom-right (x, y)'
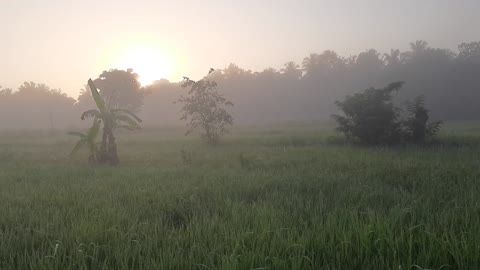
top-left (1, 125), bottom-right (480, 269)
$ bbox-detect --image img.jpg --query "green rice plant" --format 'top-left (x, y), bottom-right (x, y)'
top-left (1, 126), bottom-right (480, 269)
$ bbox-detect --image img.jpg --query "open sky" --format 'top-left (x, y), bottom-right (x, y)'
top-left (1, 0), bottom-right (479, 97)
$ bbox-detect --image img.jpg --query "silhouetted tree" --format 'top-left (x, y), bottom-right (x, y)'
top-left (355, 49), bottom-right (384, 72)
top-left (458, 41), bottom-right (480, 64)
top-left (0, 86), bottom-right (12, 96)
top-left (302, 53), bottom-right (320, 77)
top-left (223, 63), bottom-right (248, 81)
top-left (281, 61), bottom-right (302, 80)
top-left (92, 69), bottom-right (144, 112)
top-left (258, 68), bottom-right (279, 81)
top-left (75, 84), bottom-right (95, 111)
top-left (177, 73), bottom-right (234, 144)
top-left (0, 82), bottom-right (76, 130)
top-left (402, 40), bottom-right (429, 61)
top-left (303, 51), bottom-right (345, 78)
top-left (383, 49), bottom-right (402, 67)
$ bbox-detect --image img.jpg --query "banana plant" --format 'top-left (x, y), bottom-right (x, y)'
top-left (68, 119), bottom-right (101, 164)
top-left (79, 79), bottom-right (142, 165)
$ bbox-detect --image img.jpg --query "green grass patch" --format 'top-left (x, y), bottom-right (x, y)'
top-left (0, 126), bottom-right (480, 269)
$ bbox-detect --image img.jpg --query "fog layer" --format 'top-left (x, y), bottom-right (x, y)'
top-left (1, 40), bottom-right (479, 130)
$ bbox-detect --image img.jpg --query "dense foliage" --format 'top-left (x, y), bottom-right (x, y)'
top-left (332, 82), bottom-right (405, 144)
top-left (332, 82), bottom-right (442, 144)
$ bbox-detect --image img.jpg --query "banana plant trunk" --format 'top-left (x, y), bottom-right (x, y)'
top-left (88, 147), bottom-right (96, 165)
top-left (107, 128), bottom-right (119, 166)
top-left (98, 125), bottom-right (119, 166)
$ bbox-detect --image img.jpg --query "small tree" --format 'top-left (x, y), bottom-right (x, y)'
top-left (177, 71), bottom-right (234, 144)
top-left (73, 79), bottom-right (142, 166)
top-left (332, 82), bottom-right (405, 144)
top-left (403, 95), bottom-right (442, 143)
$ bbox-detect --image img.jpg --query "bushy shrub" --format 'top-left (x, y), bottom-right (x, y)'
top-left (331, 82), bottom-right (405, 144)
top-left (332, 82), bottom-right (441, 145)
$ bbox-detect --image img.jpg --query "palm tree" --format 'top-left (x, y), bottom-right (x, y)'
top-left (302, 53), bottom-right (319, 77)
top-left (281, 61), bottom-right (302, 79)
top-left (383, 49), bottom-right (401, 66)
top-left (68, 120), bottom-right (101, 164)
top-left (410, 40), bottom-right (429, 55)
top-left (80, 79), bottom-right (142, 166)
top-left (402, 40), bottom-right (429, 62)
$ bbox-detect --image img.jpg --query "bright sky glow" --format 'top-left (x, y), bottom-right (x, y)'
top-left (1, 0), bottom-right (479, 96)
top-left (112, 45), bottom-right (176, 86)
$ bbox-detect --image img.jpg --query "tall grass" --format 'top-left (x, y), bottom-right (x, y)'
top-left (0, 127), bottom-right (479, 269)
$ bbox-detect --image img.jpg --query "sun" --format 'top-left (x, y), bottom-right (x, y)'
top-left (114, 45), bottom-right (175, 86)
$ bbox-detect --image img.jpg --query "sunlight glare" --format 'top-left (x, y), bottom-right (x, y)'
top-left (115, 46), bottom-right (175, 86)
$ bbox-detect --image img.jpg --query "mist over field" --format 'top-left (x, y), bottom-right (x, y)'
top-left (2, 1), bottom-right (480, 269)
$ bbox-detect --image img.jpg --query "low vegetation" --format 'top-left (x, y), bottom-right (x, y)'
top-left (1, 126), bottom-right (480, 269)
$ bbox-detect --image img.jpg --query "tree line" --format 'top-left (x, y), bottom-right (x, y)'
top-left (69, 72), bottom-right (442, 166)
top-left (1, 40), bottom-right (479, 130)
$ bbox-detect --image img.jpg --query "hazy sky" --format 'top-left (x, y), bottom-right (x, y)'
top-left (1, 0), bottom-right (479, 97)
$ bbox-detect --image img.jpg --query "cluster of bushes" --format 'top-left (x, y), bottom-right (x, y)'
top-left (332, 82), bottom-right (442, 145)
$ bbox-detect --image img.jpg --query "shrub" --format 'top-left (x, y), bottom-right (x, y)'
top-left (332, 82), bottom-right (442, 145)
top-left (331, 82), bottom-right (405, 144)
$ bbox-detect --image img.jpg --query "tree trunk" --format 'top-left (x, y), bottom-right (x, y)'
top-left (88, 144), bottom-right (96, 165)
top-left (98, 126), bottom-right (109, 165)
top-left (97, 125), bottom-right (119, 165)
top-left (205, 125), bottom-right (217, 145)
top-left (107, 129), bottom-right (119, 166)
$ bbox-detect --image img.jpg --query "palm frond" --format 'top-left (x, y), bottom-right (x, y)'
top-left (87, 79), bottom-right (107, 113)
top-left (115, 124), bottom-right (138, 131)
top-left (69, 139), bottom-right (87, 157)
top-left (87, 120), bottom-right (101, 141)
top-left (114, 115), bottom-right (141, 130)
top-left (112, 109), bottom-right (143, 123)
top-left (67, 131), bottom-right (87, 139)
top-left (81, 109), bottom-right (101, 120)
